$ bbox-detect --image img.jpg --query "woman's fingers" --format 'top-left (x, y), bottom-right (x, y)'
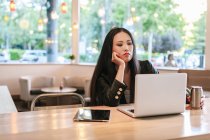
top-left (112, 52), bottom-right (117, 61)
top-left (112, 52), bottom-right (124, 65)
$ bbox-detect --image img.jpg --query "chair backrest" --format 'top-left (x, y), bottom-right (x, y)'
top-left (19, 76), bottom-right (55, 101)
top-left (178, 69), bottom-right (210, 91)
top-left (63, 76), bottom-right (87, 88)
top-left (63, 76), bottom-right (91, 98)
top-left (30, 92), bottom-right (85, 111)
top-left (0, 86), bottom-right (17, 114)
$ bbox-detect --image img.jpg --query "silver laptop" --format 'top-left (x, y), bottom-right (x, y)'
top-left (117, 73), bottom-right (187, 117)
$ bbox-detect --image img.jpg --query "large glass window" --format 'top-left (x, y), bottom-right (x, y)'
top-left (0, 0), bottom-right (72, 63)
top-left (79, 0), bottom-right (206, 69)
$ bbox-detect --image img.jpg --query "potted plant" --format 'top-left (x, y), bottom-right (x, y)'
top-left (69, 54), bottom-right (76, 63)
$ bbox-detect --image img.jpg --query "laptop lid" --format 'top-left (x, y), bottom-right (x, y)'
top-left (118, 73), bottom-right (187, 117)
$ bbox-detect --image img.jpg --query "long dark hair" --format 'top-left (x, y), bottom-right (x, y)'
top-left (90, 27), bottom-right (139, 105)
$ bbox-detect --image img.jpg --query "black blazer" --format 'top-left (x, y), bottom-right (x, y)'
top-left (94, 60), bottom-right (158, 106)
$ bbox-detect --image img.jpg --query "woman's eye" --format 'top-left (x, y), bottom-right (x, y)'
top-left (117, 44), bottom-right (123, 47)
top-left (127, 42), bottom-right (133, 45)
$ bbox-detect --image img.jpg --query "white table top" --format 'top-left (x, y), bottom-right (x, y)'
top-left (204, 91), bottom-right (210, 98)
top-left (41, 87), bottom-right (77, 93)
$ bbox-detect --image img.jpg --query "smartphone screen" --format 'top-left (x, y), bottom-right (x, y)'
top-left (73, 109), bottom-right (110, 122)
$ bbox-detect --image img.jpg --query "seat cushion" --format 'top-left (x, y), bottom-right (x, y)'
top-left (30, 89), bottom-right (44, 95)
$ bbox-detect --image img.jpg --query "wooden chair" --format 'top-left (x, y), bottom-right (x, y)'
top-left (30, 92), bottom-right (85, 111)
top-left (178, 69), bottom-right (210, 91)
top-left (0, 86), bottom-right (17, 114)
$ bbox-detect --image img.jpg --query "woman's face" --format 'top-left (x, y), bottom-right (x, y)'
top-left (112, 31), bottom-right (133, 63)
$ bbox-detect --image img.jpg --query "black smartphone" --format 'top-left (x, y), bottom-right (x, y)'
top-left (73, 109), bottom-right (110, 122)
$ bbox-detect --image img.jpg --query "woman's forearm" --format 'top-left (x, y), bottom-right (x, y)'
top-left (115, 64), bottom-right (125, 83)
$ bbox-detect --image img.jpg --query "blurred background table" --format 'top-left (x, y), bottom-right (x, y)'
top-left (41, 87), bottom-right (77, 93)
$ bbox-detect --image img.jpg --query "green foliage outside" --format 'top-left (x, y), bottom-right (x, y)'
top-left (191, 12), bottom-right (206, 54)
top-left (79, 0), bottom-right (205, 63)
top-left (0, 0), bottom-right (206, 64)
top-left (79, 0), bottom-right (185, 60)
top-left (0, 0), bottom-right (72, 55)
top-left (9, 49), bottom-right (24, 60)
top-left (80, 54), bottom-right (100, 63)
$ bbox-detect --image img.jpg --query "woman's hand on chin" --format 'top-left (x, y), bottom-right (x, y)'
top-left (112, 52), bottom-right (125, 67)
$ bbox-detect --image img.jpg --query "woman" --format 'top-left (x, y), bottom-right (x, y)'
top-left (165, 53), bottom-right (177, 67)
top-left (90, 27), bottom-right (158, 106)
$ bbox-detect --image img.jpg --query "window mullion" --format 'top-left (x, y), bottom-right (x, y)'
top-left (71, 0), bottom-right (80, 63)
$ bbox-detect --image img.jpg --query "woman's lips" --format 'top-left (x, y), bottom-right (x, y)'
top-left (123, 52), bottom-right (130, 56)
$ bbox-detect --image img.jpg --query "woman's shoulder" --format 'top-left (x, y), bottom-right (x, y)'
top-left (138, 60), bottom-right (158, 74)
top-left (139, 60), bottom-right (153, 68)
top-left (139, 60), bottom-right (151, 65)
